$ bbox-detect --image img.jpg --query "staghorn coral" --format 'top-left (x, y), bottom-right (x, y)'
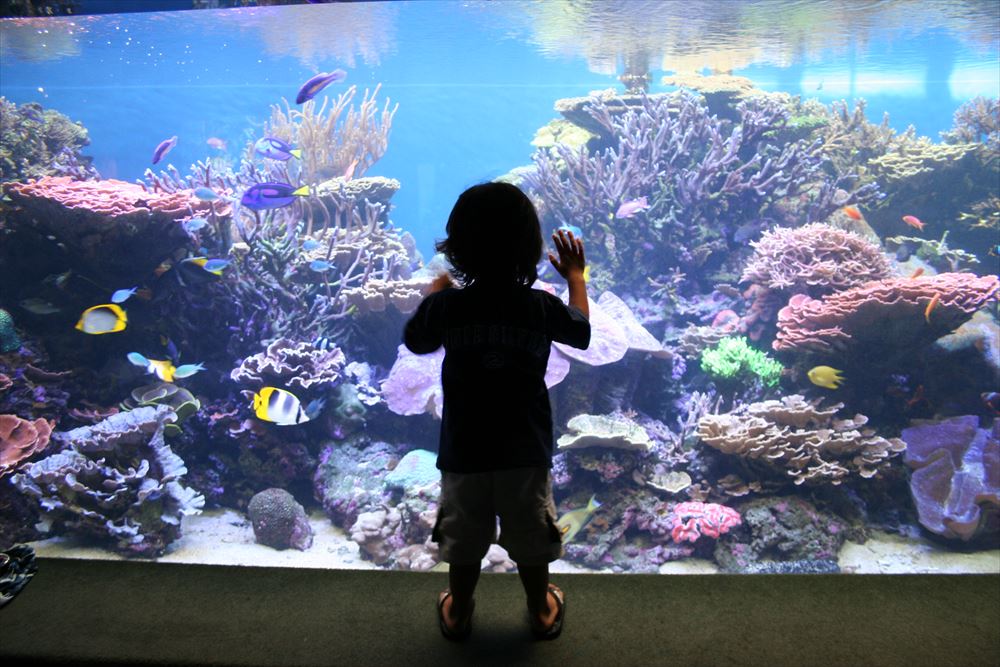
top-left (902, 416), bottom-right (999, 542)
top-left (696, 394), bottom-right (906, 486)
top-left (10, 406), bottom-right (204, 557)
top-left (0, 97), bottom-right (97, 182)
top-left (941, 96), bottom-right (999, 153)
top-left (231, 337), bottom-right (345, 391)
top-left (741, 222), bottom-right (893, 296)
top-left (0, 414), bottom-right (54, 478)
top-left (774, 273), bottom-right (1000, 355)
top-left (264, 84), bottom-right (398, 184)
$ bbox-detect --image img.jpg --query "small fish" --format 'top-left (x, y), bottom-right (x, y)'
top-left (909, 268), bottom-right (924, 279)
top-left (989, 245), bottom-right (1000, 257)
top-left (76, 304), bottom-right (127, 335)
top-left (313, 336), bottom-right (332, 350)
top-left (42, 269), bottom-right (72, 288)
top-left (310, 259), bottom-right (333, 272)
top-left (842, 205), bottom-right (862, 220)
top-left (18, 298), bottom-right (61, 315)
top-left (295, 69), bottom-right (347, 104)
top-left (127, 352), bottom-right (178, 383)
top-left (902, 215), bottom-right (925, 231)
top-left (206, 137), bottom-right (227, 150)
top-left (111, 287), bottom-right (138, 303)
top-left (240, 182), bottom-right (311, 211)
top-left (174, 362), bottom-right (206, 379)
top-left (925, 293), bottom-right (940, 323)
top-left (556, 495), bottom-right (601, 544)
top-left (815, 80), bottom-right (824, 91)
top-left (183, 217), bottom-right (209, 233)
top-left (193, 186), bottom-right (223, 202)
top-left (557, 224), bottom-right (583, 238)
top-left (302, 239), bottom-right (321, 252)
top-left (982, 392), bottom-right (1000, 415)
top-left (342, 158), bottom-right (359, 180)
top-left (254, 136), bottom-right (302, 161)
top-left (807, 365), bottom-right (845, 390)
top-left (615, 196), bottom-right (649, 219)
top-left (252, 386), bottom-right (312, 425)
top-left (152, 135), bottom-right (177, 164)
top-left (203, 259), bottom-right (230, 275)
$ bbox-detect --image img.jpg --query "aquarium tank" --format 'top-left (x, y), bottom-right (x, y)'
top-left (0, 0), bottom-right (998, 576)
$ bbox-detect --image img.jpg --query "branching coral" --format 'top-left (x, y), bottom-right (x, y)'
top-left (523, 90), bottom-right (877, 291)
top-left (741, 222), bottom-right (893, 295)
top-left (11, 406), bottom-right (204, 557)
top-left (941, 96), bottom-right (999, 153)
top-left (265, 84), bottom-right (398, 184)
top-left (696, 394), bottom-right (906, 486)
top-left (700, 336), bottom-right (783, 388)
top-left (0, 97), bottom-right (98, 182)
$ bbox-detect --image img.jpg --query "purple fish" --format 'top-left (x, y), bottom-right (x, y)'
top-left (254, 136), bottom-right (302, 161)
top-left (240, 182), bottom-right (310, 211)
top-left (152, 135), bottom-right (177, 164)
top-left (615, 196), bottom-right (649, 219)
top-left (295, 70), bottom-right (347, 105)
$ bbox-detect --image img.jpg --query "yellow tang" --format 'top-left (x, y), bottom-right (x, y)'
top-left (808, 365), bottom-right (845, 390)
top-left (76, 304), bottom-right (127, 335)
top-left (252, 386), bottom-right (310, 426)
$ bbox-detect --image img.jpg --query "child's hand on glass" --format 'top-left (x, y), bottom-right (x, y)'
top-left (548, 228), bottom-right (587, 282)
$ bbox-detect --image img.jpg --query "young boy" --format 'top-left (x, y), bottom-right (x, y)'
top-left (403, 182), bottom-right (590, 641)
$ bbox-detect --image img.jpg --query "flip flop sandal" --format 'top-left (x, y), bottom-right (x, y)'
top-left (438, 589), bottom-right (474, 641)
top-left (530, 584), bottom-right (565, 640)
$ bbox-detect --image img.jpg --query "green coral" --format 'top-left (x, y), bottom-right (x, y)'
top-left (120, 382), bottom-right (201, 437)
top-left (0, 308), bottom-right (21, 353)
top-left (700, 336), bottom-right (783, 387)
top-left (0, 97), bottom-right (94, 182)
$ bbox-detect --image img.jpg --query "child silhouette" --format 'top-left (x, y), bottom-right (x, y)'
top-left (404, 181), bottom-right (590, 641)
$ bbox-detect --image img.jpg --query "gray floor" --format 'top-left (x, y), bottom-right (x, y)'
top-left (2, 558), bottom-right (999, 667)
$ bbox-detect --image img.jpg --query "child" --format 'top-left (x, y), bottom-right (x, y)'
top-left (403, 182), bottom-right (590, 641)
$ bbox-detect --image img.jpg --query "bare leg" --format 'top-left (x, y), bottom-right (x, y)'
top-left (517, 563), bottom-right (558, 628)
top-left (443, 563), bottom-right (481, 628)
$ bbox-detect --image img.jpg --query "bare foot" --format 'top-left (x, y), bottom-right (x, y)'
top-left (533, 589), bottom-right (560, 630)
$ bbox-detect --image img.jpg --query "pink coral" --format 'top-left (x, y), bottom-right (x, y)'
top-left (774, 273), bottom-right (1000, 353)
top-left (741, 223), bottom-right (893, 295)
top-left (0, 414), bottom-right (54, 478)
top-left (5, 176), bottom-right (215, 219)
top-left (670, 501), bottom-right (741, 543)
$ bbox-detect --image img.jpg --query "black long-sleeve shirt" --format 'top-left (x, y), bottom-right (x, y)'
top-left (403, 282), bottom-right (590, 473)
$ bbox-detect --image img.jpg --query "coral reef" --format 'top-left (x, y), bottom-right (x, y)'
top-left (120, 383), bottom-right (200, 438)
top-left (902, 416), bottom-right (999, 542)
top-left (2, 176), bottom-right (210, 285)
top-left (669, 501), bottom-right (741, 543)
top-left (699, 336), bottom-right (783, 388)
top-left (741, 222), bottom-right (893, 295)
top-left (774, 273), bottom-right (1000, 355)
top-left (381, 345), bottom-right (445, 419)
top-left (10, 406), bottom-right (204, 557)
top-left (0, 98), bottom-right (98, 182)
top-left (0, 414), bottom-right (54, 478)
top-left (940, 96), bottom-right (999, 152)
top-left (556, 413), bottom-right (652, 452)
top-left (696, 395), bottom-right (906, 486)
top-left (247, 487), bottom-right (314, 551)
top-left (714, 496), bottom-right (848, 572)
top-left (231, 337), bottom-right (346, 391)
top-left (0, 310), bottom-right (21, 353)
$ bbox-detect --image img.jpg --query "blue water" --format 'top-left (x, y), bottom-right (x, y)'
top-left (2, 0), bottom-right (997, 258)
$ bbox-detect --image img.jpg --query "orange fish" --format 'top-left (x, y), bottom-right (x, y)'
top-left (842, 205), bottom-right (862, 220)
top-left (925, 293), bottom-right (940, 323)
top-left (902, 215), bottom-right (925, 231)
top-left (909, 268), bottom-right (924, 279)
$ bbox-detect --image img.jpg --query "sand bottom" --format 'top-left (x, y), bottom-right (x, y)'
top-left (26, 509), bottom-right (1000, 575)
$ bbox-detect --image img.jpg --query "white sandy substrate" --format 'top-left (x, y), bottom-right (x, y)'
top-left (27, 510), bottom-right (1000, 575)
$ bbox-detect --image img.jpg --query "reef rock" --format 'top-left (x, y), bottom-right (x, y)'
top-left (247, 487), bottom-right (313, 551)
top-left (557, 413), bottom-right (652, 453)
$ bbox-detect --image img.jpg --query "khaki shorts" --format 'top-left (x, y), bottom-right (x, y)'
top-left (432, 467), bottom-right (563, 566)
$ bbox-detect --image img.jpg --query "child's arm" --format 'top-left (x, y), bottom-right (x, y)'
top-left (548, 229), bottom-right (589, 319)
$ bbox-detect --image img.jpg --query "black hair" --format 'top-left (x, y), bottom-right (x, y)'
top-left (435, 181), bottom-right (543, 287)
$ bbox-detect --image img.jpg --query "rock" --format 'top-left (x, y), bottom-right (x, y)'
top-left (247, 488), bottom-right (313, 551)
top-left (557, 414), bottom-right (652, 452)
top-left (384, 449), bottom-right (439, 493)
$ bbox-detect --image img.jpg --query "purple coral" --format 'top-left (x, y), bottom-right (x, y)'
top-left (902, 416), bottom-right (1000, 542)
top-left (11, 406), bottom-right (204, 557)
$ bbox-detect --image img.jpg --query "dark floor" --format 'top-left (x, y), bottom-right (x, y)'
top-left (2, 558), bottom-right (999, 667)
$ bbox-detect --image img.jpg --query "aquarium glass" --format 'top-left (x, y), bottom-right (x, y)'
top-left (1, 0), bottom-right (998, 575)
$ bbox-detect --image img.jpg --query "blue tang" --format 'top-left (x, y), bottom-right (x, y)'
top-left (241, 183), bottom-right (311, 211)
top-left (254, 137), bottom-right (302, 161)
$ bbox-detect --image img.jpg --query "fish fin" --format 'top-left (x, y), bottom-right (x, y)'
top-left (290, 149), bottom-right (302, 159)
top-left (292, 185), bottom-right (312, 197)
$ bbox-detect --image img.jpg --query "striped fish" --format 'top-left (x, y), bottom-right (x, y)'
top-left (252, 387), bottom-right (310, 426)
